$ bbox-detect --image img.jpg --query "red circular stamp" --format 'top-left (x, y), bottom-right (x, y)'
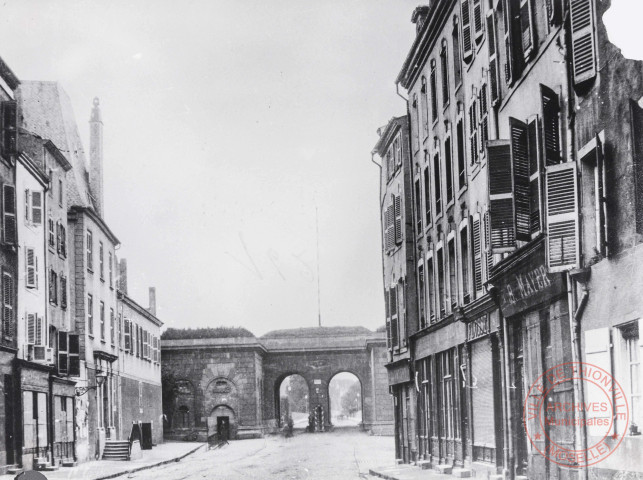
top-left (523, 362), bottom-right (629, 468)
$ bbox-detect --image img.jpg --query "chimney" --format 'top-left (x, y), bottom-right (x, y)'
top-left (118, 258), bottom-right (128, 295)
top-left (411, 5), bottom-right (431, 35)
top-left (149, 287), bottom-right (156, 316)
top-left (89, 97), bottom-right (104, 217)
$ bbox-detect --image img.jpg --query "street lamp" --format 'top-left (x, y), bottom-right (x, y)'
top-left (75, 370), bottom-right (107, 397)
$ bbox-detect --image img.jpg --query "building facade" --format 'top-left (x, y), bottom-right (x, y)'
top-left (376, 1), bottom-right (643, 479)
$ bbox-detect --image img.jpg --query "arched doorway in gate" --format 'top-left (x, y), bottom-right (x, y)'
top-left (329, 372), bottom-right (362, 428)
top-left (208, 405), bottom-right (236, 440)
top-left (276, 374), bottom-right (309, 429)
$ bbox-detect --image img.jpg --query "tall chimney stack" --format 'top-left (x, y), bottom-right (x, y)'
top-left (149, 287), bottom-right (156, 316)
top-left (89, 97), bottom-right (104, 217)
top-left (118, 258), bottom-right (128, 295)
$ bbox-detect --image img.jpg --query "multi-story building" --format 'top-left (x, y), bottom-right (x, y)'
top-left (372, 115), bottom-right (418, 461)
top-left (377, 1), bottom-right (643, 479)
top-left (0, 56), bottom-right (20, 474)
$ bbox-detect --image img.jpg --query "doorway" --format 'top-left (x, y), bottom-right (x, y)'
top-left (217, 416), bottom-right (230, 441)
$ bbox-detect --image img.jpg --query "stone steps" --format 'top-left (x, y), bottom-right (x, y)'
top-left (102, 440), bottom-right (131, 461)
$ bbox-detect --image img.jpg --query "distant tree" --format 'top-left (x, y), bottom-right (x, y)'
top-left (161, 326), bottom-right (254, 340)
top-left (375, 325), bottom-right (387, 333)
top-left (340, 382), bottom-right (361, 417)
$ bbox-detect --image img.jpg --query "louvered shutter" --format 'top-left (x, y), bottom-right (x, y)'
top-left (383, 205), bottom-right (391, 252)
top-left (26, 248), bottom-right (37, 288)
top-left (2, 272), bottom-right (13, 337)
top-left (1, 101), bottom-right (16, 159)
top-left (27, 313), bottom-right (36, 344)
top-left (594, 134), bottom-right (607, 254)
top-left (390, 287), bottom-right (398, 348)
top-left (570, 0), bottom-right (597, 85)
top-left (36, 315), bottom-right (43, 346)
top-left (528, 117), bottom-right (542, 234)
top-left (479, 85), bottom-right (489, 153)
top-left (394, 194), bottom-right (402, 244)
top-left (385, 289), bottom-right (391, 350)
top-left (31, 191), bottom-right (43, 225)
top-left (520, 0), bottom-right (534, 58)
top-left (484, 210), bottom-right (494, 277)
top-left (504, 0), bottom-right (523, 84)
top-left (472, 215), bottom-right (483, 295)
top-left (58, 331), bottom-right (68, 375)
top-left (473, 0), bottom-right (483, 41)
top-left (461, 0), bottom-right (473, 60)
top-left (546, 162), bottom-right (579, 272)
top-left (487, 140), bottom-right (516, 251)
top-left (469, 101), bottom-right (478, 164)
top-left (487, 12), bottom-right (500, 106)
top-left (541, 85), bottom-right (561, 166)
top-left (510, 118), bottom-right (530, 241)
top-left (68, 334), bottom-right (80, 376)
top-left (584, 328), bottom-right (613, 436)
top-left (124, 319), bottom-right (131, 352)
top-left (2, 185), bottom-right (16, 244)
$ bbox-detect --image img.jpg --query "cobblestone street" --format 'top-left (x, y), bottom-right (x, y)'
top-left (127, 430), bottom-right (394, 480)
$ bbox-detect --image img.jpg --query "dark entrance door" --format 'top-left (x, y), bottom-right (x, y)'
top-left (4, 375), bottom-right (14, 465)
top-left (217, 416), bottom-right (229, 441)
top-left (509, 320), bottom-right (528, 476)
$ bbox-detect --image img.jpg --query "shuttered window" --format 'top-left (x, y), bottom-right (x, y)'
top-left (394, 194), bottom-right (402, 244)
top-left (86, 230), bottom-right (93, 271)
top-left (427, 253), bottom-right (436, 324)
top-left (528, 117), bottom-right (542, 235)
top-left (421, 78), bottom-right (429, 138)
top-left (437, 247), bottom-right (446, 317)
top-left (469, 100), bottom-right (479, 164)
top-left (570, 0), bottom-right (597, 85)
top-left (110, 308), bottom-right (115, 345)
top-left (60, 275), bottom-right (67, 309)
top-left (452, 17), bottom-right (463, 87)
top-left (484, 210), bottom-right (494, 279)
top-left (546, 162), bottom-right (579, 271)
top-left (58, 331), bottom-right (68, 375)
top-left (487, 11), bottom-right (500, 106)
top-left (414, 180), bottom-right (422, 234)
top-left (510, 118), bottom-right (530, 241)
top-left (423, 167), bottom-right (431, 226)
top-left (430, 60), bottom-right (438, 123)
top-left (503, 0), bottom-right (523, 84)
top-left (520, 0), bottom-right (535, 59)
top-left (31, 191), bottom-right (42, 225)
top-left (87, 294), bottom-right (93, 336)
top-left (413, 93), bottom-right (421, 151)
top-left (1, 101), bottom-right (16, 160)
top-left (541, 85), bottom-right (561, 166)
top-left (448, 238), bottom-right (457, 309)
top-left (419, 264), bottom-right (426, 329)
top-left (25, 247), bottom-right (38, 289)
top-left (2, 270), bottom-right (14, 337)
top-left (27, 313), bottom-right (36, 344)
top-left (2, 184), bottom-right (16, 244)
top-left (48, 219), bottom-right (55, 248)
top-left (100, 301), bottom-right (105, 341)
top-left (461, 0), bottom-right (473, 61)
top-left (445, 137), bottom-right (454, 203)
top-left (456, 118), bottom-right (467, 190)
top-left (487, 140), bottom-right (516, 251)
top-left (434, 151), bottom-right (442, 214)
top-left (124, 318), bottom-right (131, 352)
top-left (460, 226), bottom-right (471, 304)
top-left (472, 0), bottom-right (484, 42)
top-left (472, 215), bottom-right (483, 295)
top-left (49, 269), bottom-right (58, 305)
top-left (390, 286), bottom-right (399, 348)
top-left (479, 84), bottom-right (489, 156)
top-left (440, 40), bottom-right (449, 106)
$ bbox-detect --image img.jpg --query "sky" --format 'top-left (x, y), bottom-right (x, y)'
top-left (0, 0), bottom-right (638, 336)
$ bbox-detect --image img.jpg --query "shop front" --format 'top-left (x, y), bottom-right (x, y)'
top-left (386, 359), bottom-right (414, 463)
top-left (51, 377), bottom-right (76, 466)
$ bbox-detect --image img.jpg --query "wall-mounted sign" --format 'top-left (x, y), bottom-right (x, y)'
top-left (466, 315), bottom-right (490, 342)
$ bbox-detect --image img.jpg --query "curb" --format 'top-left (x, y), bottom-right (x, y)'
top-left (94, 443), bottom-right (206, 480)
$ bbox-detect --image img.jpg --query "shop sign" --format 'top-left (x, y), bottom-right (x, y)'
top-left (499, 263), bottom-right (564, 318)
top-left (466, 315), bottom-right (490, 341)
top-left (386, 361), bottom-right (411, 385)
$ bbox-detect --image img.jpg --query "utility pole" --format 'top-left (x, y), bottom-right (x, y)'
top-left (316, 205), bottom-right (322, 328)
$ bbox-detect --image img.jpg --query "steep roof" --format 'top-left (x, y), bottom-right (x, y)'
top-left (16, 81), bottom-right (95, 210)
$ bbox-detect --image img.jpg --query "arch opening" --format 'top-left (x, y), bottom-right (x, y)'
top-left (329, 372), bottom-right (363, 428)
top-left (277, 374), bottom-right (309, 430)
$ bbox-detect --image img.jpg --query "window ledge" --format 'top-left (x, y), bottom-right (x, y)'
top-left (457, 185), bottom-right (468, 199)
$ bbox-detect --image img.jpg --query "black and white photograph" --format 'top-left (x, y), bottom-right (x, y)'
top-left (0, 0), bottom-right (641, 479)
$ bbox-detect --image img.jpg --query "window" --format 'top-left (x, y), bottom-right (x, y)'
top-left (456, 117), bottom-right (467, 190)
top-left (69, 334), bottom-right (80, 376)
top-left (110, 308), bottom-right (115, 345)
top-left (86, 230), bottom-right (93, 271)
top-left (26, 314), bottom-right (44, 346)
top-left (461, 0), bottom-right (473, 61)
top-left (487, 11), bottom-right (500, 106)
top-left (619, 323), bottom-right (641, 434)
top-left (427, 254), bottom-right (435, 324)
top-left (460, 226), bottom-right (471, 304)
top-left (469, 99), bottom-right (479, 164)
top-left (472, 0), bottom-right (484, 42)
top-left (58, 223), bottom-right (67, 257)
top-left (488, 141), bottom-right (516, 251)
top-left (394, 136), bottom-right (402, 169)
top-left (109, 252), bottom-right (113, 287)
top-left (394, 194), bottom-right (402, 245)
top-left (386, 149), bottom-right (394, 180)
top-left (100, 301), bottom-right (105, 341)
top-left (433, 151), bottom-right (442, 214)
top-left (24, 190), bottom-right (42, 225)
top-left (452, 17), bottom-right (462, 87)
top-left (48, 219), bottom-right (55, 248)
top-left (415, 179), bottom-right (423, 233)
top-left (421, 77), bottom-right (429, 138)
top-left (423, 167), bottom-right (431, 227)
top-left (437, 247), bottom-right (446, 317)
top-left (87, 294), bottom-right (94, 336)
top-left (2, 185), bottom-right (16, 244)
top-left (445, 136), bottom-right (454, 203)
top-left (438, 349), bottom-right (457, 439)
top-left (418, 264), bottom-right (426, 329)
top-left (60, 276), bottom-right (67, 309)
top-left (58, 179), bottom-right (63, 207)
top-left (479, 84), bottom-right (489, 156)
top-left (440, 40), bottom-right (449, 106)
top-left (118, 313), bottom-right (123, 349)
top-left (1, 101), bottom-right (17, 160)
top-left (473, 215), bottom-right (483, 294)
top-left (520, 0), bottom-right (534, 59)
top-left (99, 242), bottom-right (104, 280)
top-left (413, 94), bottom-right (420, 151)
top-left (2, 270), bottom-right (14, 337)
top-left (448, 238), bottom-right (457, 309)
top-left (124, 318), bottom-right (131, 352)
top-left (49, 269), bottom-right (58, 305)
top-left (390, 286), bottom-right (399, 349)
top-left (430, 60), bottom-right (438, 123)
top-left (25, 247), bottom-right (38, 289)
top-left (58, 331), bottom-right (68, 375)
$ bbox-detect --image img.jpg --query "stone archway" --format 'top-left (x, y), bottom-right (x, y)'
top-left (275, 373), bottom-right (310, 429)
top-left (328, 371), bottom-right (363, 428)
